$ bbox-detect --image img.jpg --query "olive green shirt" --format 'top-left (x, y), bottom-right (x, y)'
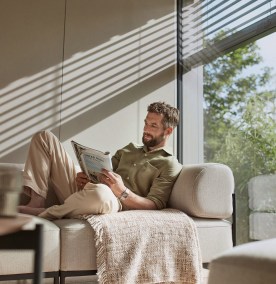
top-left (111, 143), bottom-right (182, 209)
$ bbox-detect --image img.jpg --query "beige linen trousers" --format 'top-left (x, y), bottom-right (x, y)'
top-left (23, 130), bottom-right (121, 220)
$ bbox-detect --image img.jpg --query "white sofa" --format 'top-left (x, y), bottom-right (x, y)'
top-left (0, 163), bottom-right (235, 284)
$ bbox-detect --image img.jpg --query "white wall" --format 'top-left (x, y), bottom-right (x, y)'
top-left (0, 0), bottom-right (178, 164)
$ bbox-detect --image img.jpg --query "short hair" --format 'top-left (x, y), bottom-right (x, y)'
top-left (147, 101), bottom-right (180, 129)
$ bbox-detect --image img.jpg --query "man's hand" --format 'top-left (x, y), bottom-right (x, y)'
top-left (76, 172), bottom-right (89, 190)
top-left (99, 169), bottom-right (157, 210)
top-left (99, 169), bottom-right (125, 198)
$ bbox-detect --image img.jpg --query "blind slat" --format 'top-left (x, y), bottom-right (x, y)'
top-left (183, 0), bottom-right (276, 70)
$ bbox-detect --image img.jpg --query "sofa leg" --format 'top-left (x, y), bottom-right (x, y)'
top-left (54, 275), bottom-right (60, 284)
top-left (60, 276), bottom-right (65, 284)
top-left (59, 271), bottom-right (67, 284)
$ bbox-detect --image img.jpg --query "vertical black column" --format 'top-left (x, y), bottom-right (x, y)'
top-left (33, 224), bottom-right (44, 284)
top-left (176, 0), bottom-right (183, 163)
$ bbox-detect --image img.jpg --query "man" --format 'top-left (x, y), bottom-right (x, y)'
top-left (19, 102), bottom-right (182, 220)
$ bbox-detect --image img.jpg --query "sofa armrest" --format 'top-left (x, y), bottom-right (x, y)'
top-left (168, 163), bottom-right (234, 219)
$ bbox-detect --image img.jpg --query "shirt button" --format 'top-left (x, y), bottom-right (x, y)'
top-left (126, 177), bottom-right (130, 180)
top-left (144, 154), bottom-right (147, 157)
top-left (133, 163), bottom-right (136, 166)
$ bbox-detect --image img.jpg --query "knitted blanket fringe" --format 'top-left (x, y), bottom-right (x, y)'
top-left (83, 209), bottom-right (202, 284)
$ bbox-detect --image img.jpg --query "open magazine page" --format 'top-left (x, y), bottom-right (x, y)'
top-left (71, 140), bottom-right (89, 173)
top-left (71, 140), bottom-right (112, 183)
top-left (81, 149), bottom-right (112, 180)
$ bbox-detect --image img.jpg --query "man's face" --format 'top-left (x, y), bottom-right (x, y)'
top-left (142, 112), bottom-right (168, 149)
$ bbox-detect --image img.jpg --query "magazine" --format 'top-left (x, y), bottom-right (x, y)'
top-left (71, 140), bottom-right (113, 183)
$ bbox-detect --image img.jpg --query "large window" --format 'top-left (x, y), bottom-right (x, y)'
top-left (181, 0), bottom-right (276, 244)
top-left (203, 33), bottom-right (276, 244)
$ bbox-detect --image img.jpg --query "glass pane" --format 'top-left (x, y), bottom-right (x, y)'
top-left (183, 0), bottom-right (276, 60)
top-left (203, 32), bottom-right (276, 244)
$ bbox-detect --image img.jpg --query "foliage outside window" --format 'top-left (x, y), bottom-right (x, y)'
top-left (203, 34), bottom-right (276, 244)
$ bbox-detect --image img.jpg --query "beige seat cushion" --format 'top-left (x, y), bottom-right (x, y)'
top-left (208, 238), bottom-right (276, 284)
top-left (0, 214), bottom-right (60, 274)
top-left (54, 216), bottom-right (232, 272)
top-left (193, 218), bottom-right (232, 263)
top-left (53, 219), bottom-right (97, 271)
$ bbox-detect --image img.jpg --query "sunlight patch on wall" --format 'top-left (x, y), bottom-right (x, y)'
top-left (60, 13), bottom-right (175, 124)
top-left (0, 12), bottom-right (176, 158)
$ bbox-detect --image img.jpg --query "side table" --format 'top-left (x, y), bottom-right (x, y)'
top-left (0, 215), bottom-right (43, 284)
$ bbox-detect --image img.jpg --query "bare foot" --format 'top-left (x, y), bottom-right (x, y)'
top-left (18, 187), bottom-right (46, 216)
top-left (18, 205), bottom-right (46, 216)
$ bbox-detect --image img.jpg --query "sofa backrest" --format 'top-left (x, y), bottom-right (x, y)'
top-left (168, 163), bottom-right (234, 219)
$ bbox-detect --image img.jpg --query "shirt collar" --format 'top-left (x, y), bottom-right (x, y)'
top-left (142, 145), bottom-right (174, 156)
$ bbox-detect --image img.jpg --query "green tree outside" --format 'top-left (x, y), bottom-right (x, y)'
top-left (203, 39), bottom-right (276, 244)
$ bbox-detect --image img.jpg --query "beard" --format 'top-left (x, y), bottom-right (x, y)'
top-left (142, 132), bottom-right (165, 148)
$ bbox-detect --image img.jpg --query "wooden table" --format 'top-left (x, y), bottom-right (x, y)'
top-left (0, 215), bottom-right (43, 284)
top-left (0, 215), bottom-right (31, 235)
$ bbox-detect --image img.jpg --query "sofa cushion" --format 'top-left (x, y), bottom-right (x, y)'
top-left (193, 218), bottom-right (232, 263)
top-left (0, 214), bottom-right (60, 274)
top-left (169, 163), bottom-right (234, 218)
top-left (53, 219), bottom-right (97, 271)
top-left (208, 238), bottom-right (276, 284)
top-left (54, 216), bottom-right (233, 272)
